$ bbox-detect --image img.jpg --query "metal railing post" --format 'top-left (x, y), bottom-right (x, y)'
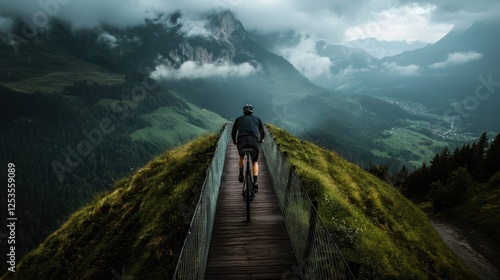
top-left (346, 261), bottom-right (360, 280)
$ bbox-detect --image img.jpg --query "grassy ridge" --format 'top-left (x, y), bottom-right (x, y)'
top-left (267, 125), bottom-right (476, 279)
top-left (0, 44), bottom-right (124, 94)
top-left (372, 125), bottom-right (449, 166)
top-left (2, 132), bottom-right (220, 280)
top-left (130, 103), bottom-right (227, 148)
top-left (2, 124), bottom-right (477, 279)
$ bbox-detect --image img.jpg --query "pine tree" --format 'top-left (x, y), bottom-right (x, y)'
top-left (485, 134), bottom-right (500, 180)
top-left (392, 165), bottom-right (409, 187)
top-left (402, 163), bottom-right (432, 199)
top-left (473, 132), bottom-right (489, 180)
top-left (429, 167), bottom-right (473, 211)
top-left (429, 147), bottom-right (452, 183)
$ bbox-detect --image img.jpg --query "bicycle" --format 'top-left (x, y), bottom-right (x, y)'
top-left (241, 148), bottom-right (255, 222)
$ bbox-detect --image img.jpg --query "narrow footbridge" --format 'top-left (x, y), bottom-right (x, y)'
top-left (173, 124), bottom-right (357, 280)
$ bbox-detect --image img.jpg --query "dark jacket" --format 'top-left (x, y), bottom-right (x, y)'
top-left (231, 114), bottom-right (265, 143)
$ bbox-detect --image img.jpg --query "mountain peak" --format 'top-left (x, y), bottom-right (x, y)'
top-left (208, 10), bottom-right (247, 42)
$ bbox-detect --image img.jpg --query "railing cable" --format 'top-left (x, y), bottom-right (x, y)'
top-left (261, 125), bottom-right (358, 280)
top-left (172, 124), bottom-right (230, 280)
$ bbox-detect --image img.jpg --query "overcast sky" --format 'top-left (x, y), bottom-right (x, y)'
top-left (1, 0), bottom-right (499, 43)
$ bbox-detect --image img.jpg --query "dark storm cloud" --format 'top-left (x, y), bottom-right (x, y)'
top-left (0, 15), bottom-right (13, 33)
top-left (0, 0), bottom-right (498, 41)
top-left (0, 0), bottom-right (217, 29)
top-left (398, 0), bottom-right (500, 26)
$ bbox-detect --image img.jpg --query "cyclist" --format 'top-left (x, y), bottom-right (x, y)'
top-left (231, 104), bottom-right (265, 193)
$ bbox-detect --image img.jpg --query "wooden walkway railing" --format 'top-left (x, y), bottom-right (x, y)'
top-left (204, 142), bottom-right (297, 280)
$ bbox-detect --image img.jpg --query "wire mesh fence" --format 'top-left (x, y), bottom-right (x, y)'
top-left (172, 124), bottom-right (230, 280)
top-left (261, 126), bottom-right (357, 280)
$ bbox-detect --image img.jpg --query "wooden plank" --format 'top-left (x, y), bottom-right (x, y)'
top-left (204, 142), bottom-right (298, 279)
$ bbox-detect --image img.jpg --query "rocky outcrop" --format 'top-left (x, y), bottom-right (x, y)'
top-left (164, 11), bottom-right (250, 67)
top-left (208, 11), bottom-right (247, 44)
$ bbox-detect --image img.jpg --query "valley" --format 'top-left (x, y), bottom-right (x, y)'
top-left (368, 97), bottom-right (481, 169)
top-left (378, 97), bottom-right (479, 141)
top-left (0, 5), bottom-right (498, 278)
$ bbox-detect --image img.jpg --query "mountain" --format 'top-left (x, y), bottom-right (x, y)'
top-left (311, 40), bottom-right (377, 91)
top-left (2, 10), bottom-right (490, 269)
top-left (345, 38), bottom-right (428, 59)
top-left (0, 10), bottom-right (350, 270)
top-left (2, 126), bottom-right (476, 279)
top-left (325, 20), bottom-right (500, 133)
top-left (1, 11), bottom-right (424, 164)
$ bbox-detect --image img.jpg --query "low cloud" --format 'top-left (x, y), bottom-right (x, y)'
top-left (159, 15), bottom-right (212, 38)
top-left (150, 60), bottom-right (259, 80)
top-left (97, 32), bottom-right (118, 48)
top-left (177, 17), bottom-right (211, 38)
top-left (0, 16), bottom-right (13, 34)
top-left (125, 35), bottom-right (142, 46)
top-left (429, 51), bottom-right (483, 68)
top-left (337, 65), bottom-right (372, 77)
top-left (345, 4), bottom-right (453, 42)
top-left (279, 35), bottom-right (332, 80)
top-left (1, 0), bottom-right (499, 46)
top-left (382, 62), bottom-right (420, 75)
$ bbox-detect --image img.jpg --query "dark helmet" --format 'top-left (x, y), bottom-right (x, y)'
top-left (243, 104), bottom-right (254, 114)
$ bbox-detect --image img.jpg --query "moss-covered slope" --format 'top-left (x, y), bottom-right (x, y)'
top-left (3, 124), bottom-right (477, 279)
top-left (267, 125), bottom-right (476, 279)
top-left (2, 133), bottom-right (219, 280)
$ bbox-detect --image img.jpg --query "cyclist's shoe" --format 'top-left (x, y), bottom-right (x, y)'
top-left (252, 182), bottom-right (258, 193)
top-left (238, 174), bottom-right (244, 183)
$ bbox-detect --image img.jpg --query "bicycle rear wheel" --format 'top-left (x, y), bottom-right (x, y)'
top-left (246, 175), bottom-right (251, 222)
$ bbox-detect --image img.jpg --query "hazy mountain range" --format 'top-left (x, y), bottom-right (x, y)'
top-left (2, 11), bottom-right (499, 165)
top-left (1, 9), bottom-right (499, 272)
top-left (287, 20), bottom-right (500, 134)
top-left (345, 38), bottom-right (428, 59)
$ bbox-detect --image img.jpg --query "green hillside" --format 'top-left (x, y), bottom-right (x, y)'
top-left (3, 124), bottom-right (478, 279)
top-left (1, 132), bottom-right (220, 280)
top-left (267, 125), bottom-right (475, 279)
top-left (0, 43), bottom-right (124, 93)
top-left (129, 102), bottom-right (227, 148)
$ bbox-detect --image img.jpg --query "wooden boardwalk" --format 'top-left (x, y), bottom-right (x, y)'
top-left (204, 142), bottom-right (297, 280)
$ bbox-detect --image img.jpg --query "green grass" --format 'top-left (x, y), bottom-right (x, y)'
top-left (129, 103), bottom-right (227, 149)
top-left (1, 132), bottom-right (220, 280)
top-left (372, 124), bottom-right (449, 166)
top-left (3, 71), bottom-right (124, 93)
top-left (267, 125), bottom-right (476, 279)
top-left (0, 44), bottom-right (124, 93)
top-left (2, 124), bottom-right (479, 279)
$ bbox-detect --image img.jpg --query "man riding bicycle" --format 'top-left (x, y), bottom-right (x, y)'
top-left (231, 104), bottom-right (265, 193)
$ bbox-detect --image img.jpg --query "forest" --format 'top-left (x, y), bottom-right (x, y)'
top-left (0, 77), bottom-right (189, 269)
top-left (401, 132), bottom-right (500, 203)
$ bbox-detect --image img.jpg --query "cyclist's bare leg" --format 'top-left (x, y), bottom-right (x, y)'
top-left (252, 162), bottom-right (259, 176)
top-left (238, 156), bottom-right (244, 168)
top-left (237, 156), bottom-right (257, 176)
top-left (252, 161), bottom-right (259, 192)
